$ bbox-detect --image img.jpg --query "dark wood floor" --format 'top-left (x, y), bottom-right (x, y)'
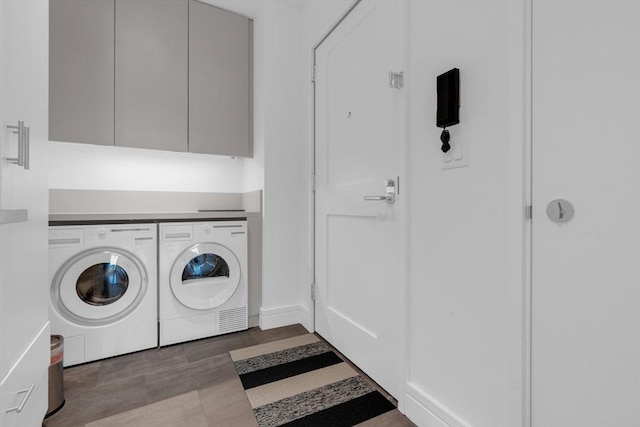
top-left (43, 324), bottom-right (415, 427)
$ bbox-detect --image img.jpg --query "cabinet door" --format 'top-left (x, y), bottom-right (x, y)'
top-left (0, 329), bottom-right (49, 427)
top-left (189, 1), bottom-right (252, 157)
top-left (1, 0), bottom-right (50, 375)
top-left (115, 0), bottom-right (188, 152)
top-left (49, 0), bottom-right (114, 145)
top-left (1, 0), bottom-right (50, 422)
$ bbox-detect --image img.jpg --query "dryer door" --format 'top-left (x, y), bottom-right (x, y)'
top-left (51, 247), bottom-right (147, 326)
top-left (170, 243), bottom-right (240, 310)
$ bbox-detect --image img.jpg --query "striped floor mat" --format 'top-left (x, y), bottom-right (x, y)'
top-left (230, 334), bottom-right (395, 427)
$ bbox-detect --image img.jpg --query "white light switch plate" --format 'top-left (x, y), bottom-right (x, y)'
top-left (442, 132), bottom-right (468, 170)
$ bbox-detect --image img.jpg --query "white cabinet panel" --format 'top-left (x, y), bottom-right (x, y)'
top-left (1, 0), bottom-right (50, 424)
top-left (0, 326), bottom-right (49, 427)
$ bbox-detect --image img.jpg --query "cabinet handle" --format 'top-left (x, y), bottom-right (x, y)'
top-left (5, 121), bottom-right (29, 170)
top-left (165, 232), bottom-right (191, 239)
top-left (23, 126), bottom-right (30, 170)
top-left (6, 384), bottom-right (35, 413)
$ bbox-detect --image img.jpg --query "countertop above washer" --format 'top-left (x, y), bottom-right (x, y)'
top-left (48, 189), bottom-right (263, 226)
top-left (49, 211), bottom-right (259, 226)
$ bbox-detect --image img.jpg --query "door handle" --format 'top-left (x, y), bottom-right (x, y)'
top-left (364, 179), bottom-right (396, 204)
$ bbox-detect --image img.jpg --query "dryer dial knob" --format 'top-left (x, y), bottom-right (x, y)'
top-left (203, 225), bottom-right (211, 233)
top-left (98, 228), bottom-right (106, 238)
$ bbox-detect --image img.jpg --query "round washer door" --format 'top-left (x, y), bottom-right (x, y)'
top-left (170, 242), bottom-right (240, 310)
top-left (51, 247), bottom-right (147, 326)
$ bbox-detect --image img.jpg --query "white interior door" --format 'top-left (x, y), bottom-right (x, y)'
top-left (531, 2), bottom-right (640, 426)
top-left (314, 0), bottom-right (405, 399)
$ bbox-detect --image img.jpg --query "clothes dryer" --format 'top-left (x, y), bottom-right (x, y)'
top-left (159, 221), bottom-right (247, 346)
top-left (48, 224), bottom-right (157, 366)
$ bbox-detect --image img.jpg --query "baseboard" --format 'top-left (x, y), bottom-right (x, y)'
top-left (259, 304), bottom-right (310, 330)
top-left (405, 383), bottom-right (473, 427)
top-left (299, 303), bottom-right (314, 332)
top-left (248, 314), bottom-right (260, 328)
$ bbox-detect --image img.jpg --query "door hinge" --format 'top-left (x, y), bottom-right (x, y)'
top-left (311, 66), bottom-right (316, 83)
top-left (525, 205), bottom-right (532, 220)
top-left (311, 283), bottom-right (316, 301)
top-left (389, 71), bottom-right (404, 89)
top-left (312, 174), bottom-right (316, 192)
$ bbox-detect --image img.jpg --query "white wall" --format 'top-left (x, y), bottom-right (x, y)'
top-left (258, 1), bottom-right (310, 329)
top-left (405, 1), bottom-right (513, 426)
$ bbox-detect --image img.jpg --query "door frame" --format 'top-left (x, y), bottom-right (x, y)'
top-left (310, 0), bottom-right (410, 411)
top-left (309, 0), bottom-right (363, 335)
top-left (506, 0), bottom-right (533, 426)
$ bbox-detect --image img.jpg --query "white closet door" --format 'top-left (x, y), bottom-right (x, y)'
top-left (531, 2), bottom-right (640, 426)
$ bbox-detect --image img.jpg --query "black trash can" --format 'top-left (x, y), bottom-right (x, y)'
top-left (45, 335), bottom-right (65, 418)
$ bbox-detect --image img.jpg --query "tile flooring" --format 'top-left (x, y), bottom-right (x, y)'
top-left (43, 325), bottom-right (415, 427)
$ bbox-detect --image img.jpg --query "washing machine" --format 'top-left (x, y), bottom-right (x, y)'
top-left (159, 220), bottom-right (248, 346)
top-left (48, 224), bottom-right (157, 366)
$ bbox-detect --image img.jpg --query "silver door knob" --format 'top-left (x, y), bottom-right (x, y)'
top-left (364, 179), bottom-right (396, 204)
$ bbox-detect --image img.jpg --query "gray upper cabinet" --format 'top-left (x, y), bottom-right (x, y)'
top-left (115, 0), bottom-right (188, 152)
top-left (49, 0), bottom-right (114, 145)
top-left (49, 0), bottom-right (252, 157)
top-left (189, 1), bottom-right (252, 157)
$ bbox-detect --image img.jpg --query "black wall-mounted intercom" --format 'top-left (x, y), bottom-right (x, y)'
top-left (436, 68), bottom-right (460, 153)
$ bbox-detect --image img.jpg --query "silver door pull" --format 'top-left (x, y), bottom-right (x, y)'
top-left (23, 126), bottom-right (30, 170)
top-left (6, 384), bottom-right (35, 413)
top-left (546, 198), bottom-right (574, 223)
top-left (364, 179), bottom-right (396, 204)
top-left (5, 121), bottom-right (30, 170)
